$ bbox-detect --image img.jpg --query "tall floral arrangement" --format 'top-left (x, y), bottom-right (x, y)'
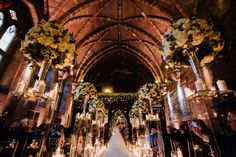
top-left (138, 83), bottom-right (163, 105)
top-left (74, 82), bottom-right (97, 115)
top-left (129, 107), bottom-right (139, 118)
top-left (129, 100), bottom-right (149, 122)
top-left (134, 100), bottom-right (149, 113)
top-left (20, 21), bottom-right (75, 69)
top-left (74, 82), bottom-right (97, 101)
top-left (161, 17), bottom-right (224, 68)
top-left (88, 99), bottom-right (107, 116)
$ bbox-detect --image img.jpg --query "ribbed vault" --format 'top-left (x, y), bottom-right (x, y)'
top-left (45, 0), bottom-right (231, 88)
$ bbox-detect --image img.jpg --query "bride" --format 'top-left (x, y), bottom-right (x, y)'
top-left (99, 127), bottom-right (132, 157)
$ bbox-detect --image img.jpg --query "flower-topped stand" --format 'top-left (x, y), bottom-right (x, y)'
top-left (148, 100), bottom-right (154, 115)
top-left (161, 17), bottom-right (224, 92)
top-left (161, 17), bottom-right (227, 157)
top-left (0, 21), bottom-right (76, 139)
top-left (74, 82), bottom-right (98, 117)
top-left (188, 52), bottom-right (201, 80)
top-left (33, 58), bottom-right (51, 90)
top-left (20, 21), bottom-right (75, 100)
top-left (138, 83), bottom-right (163, 117)
top-left (88, 99), bottom-right (107, 144)
top-left (188, 51), bottom-right (206, 91)
top-left (74, 82), bottom-right (98, 156)
top-left (83, 95), bottom-right (89, 116)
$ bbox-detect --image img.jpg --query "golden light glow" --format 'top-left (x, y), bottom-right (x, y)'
top-left (164, 64), bottom-right (169, 69)
top-left (102, 86), bottom-right (113, 93)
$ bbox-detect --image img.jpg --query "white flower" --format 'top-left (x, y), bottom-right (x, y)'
top-left (200, 55), bottom-right (214, 67)
top-left (20, 21), bottom-right (76, 69)
top-left (192, 34), bottom-right (204, 46)
top-left (74, 82), bottom-right (97, 101)
top-left (138, 83), bottom-right (163, 105)
top-left (161, 18), bottom-right (224, 68)
top-left (213, 41), bottom-right (224, 52)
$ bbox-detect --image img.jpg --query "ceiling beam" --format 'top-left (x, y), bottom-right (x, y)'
top-left (56, 0), bottom-right (112, 23)
top-left (83, 39), bottom-right (157, 47)
top-left (75, 22), bottom-right (161, 48)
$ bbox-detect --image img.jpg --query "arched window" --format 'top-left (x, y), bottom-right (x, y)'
top-left (0, 25), bottom-right (16, 52)
top-left (0, 12), bottom-right (3, 28)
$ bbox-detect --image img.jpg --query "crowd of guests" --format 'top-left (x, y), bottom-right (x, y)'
top-left (0, 118), bottom-right (69, 157)
top-left (1, 98), bottom-right (236, 157)
top-left (164, 117), bottom-right (236, 157)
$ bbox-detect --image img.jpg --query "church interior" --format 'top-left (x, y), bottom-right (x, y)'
top-left (0, 0), bottom-right (236, 157)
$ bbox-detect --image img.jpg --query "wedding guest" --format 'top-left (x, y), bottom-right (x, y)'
top-left (149, 128), bottom-right (158, 157)
top-left (177, 124), bottom-right (193, 157)
top-left (227, 110), bottom-right (236, 132)
top-left (213, 97), bottom-right (236, 156)
top-left (191, 119), bottom-right (221, 157)
top-left (165, 126), bottom-right (177, 157)
top-left (220, 110), bottom-right (236, 156)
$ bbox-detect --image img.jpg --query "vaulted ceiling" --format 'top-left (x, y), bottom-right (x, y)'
top-left (6, 0), bottom-right (231, 92)
top-left (45, 0), bottom-right (230, 83)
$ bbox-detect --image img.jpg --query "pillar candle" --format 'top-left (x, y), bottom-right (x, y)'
top-left (49, 90), bottom-right (55, 99)
top-left (184, 87), bottom-right (194, 97)
top-left (53, 83), bottom-right (59, 100)
top-left (195, 79), bottom-right (205, 91)
top-left (16, 81), bottom-right (25, 93)
top-left (37, 81), bottom-right (46, 93)
top-left (216, 80), bottom-right (228, 91)
top-left (54, 83), bottom-right (59, 94)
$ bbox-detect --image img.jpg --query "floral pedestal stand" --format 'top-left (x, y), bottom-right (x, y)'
top-left (188, 53), bottom-right (205, 92)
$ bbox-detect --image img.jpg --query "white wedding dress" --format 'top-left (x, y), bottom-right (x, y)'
top-left (102, 127), bottom-right (133, 157)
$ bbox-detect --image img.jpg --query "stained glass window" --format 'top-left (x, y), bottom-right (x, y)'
top-left (0, 25), bottom-right (16, 52)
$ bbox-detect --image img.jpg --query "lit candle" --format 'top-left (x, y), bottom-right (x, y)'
top-left (195, 79), bottom-right (205, 91)
top-left (37, 81), bottom-right (46, 93)
top-left (53, 83), bottom-right (59, 100)
top-left (54, 83), bottom-right (59, 94)
top-left (216, 80), bottom-right (228, 91)
top-left (16, 81), bottom-right (25, 93)
top-left (49, 90), bottom-right (55, 99)
top-left (177, 148), bottom-right (183, 157)
top-left (184, 87), bottom-right (194, 97)
top-left (210, 86), bottom-right (216, 91)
